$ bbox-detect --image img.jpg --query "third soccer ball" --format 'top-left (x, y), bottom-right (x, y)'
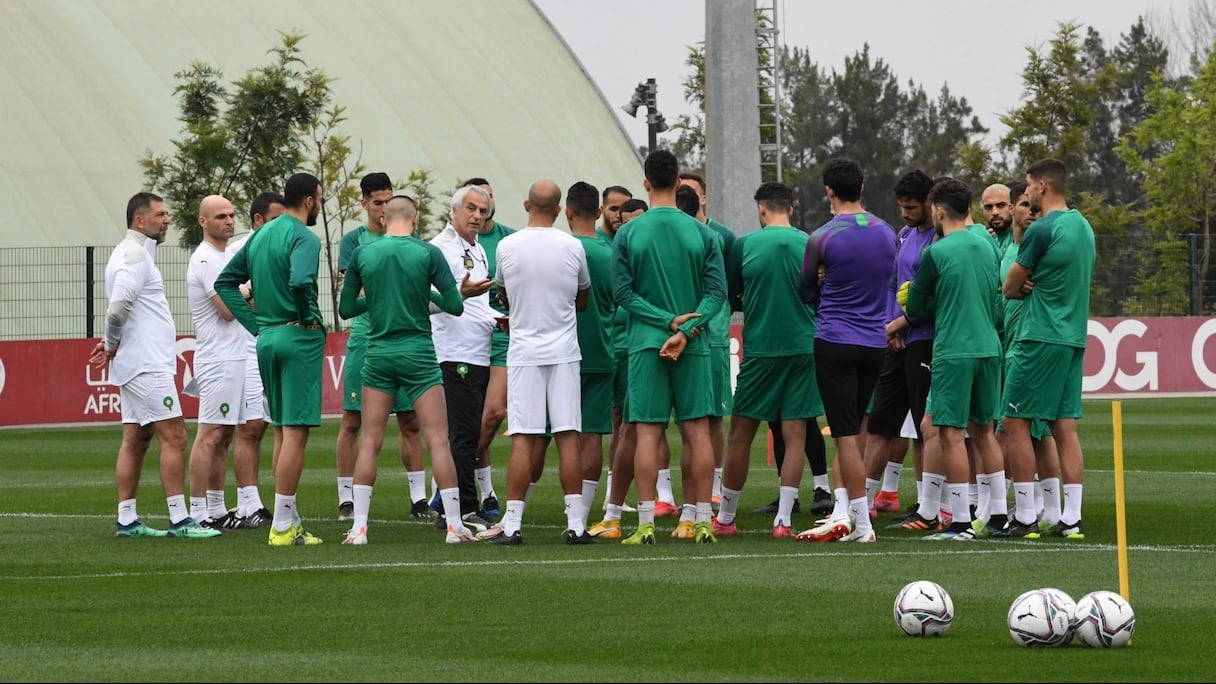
top-left (893, 580), bottom-right (954, 637)
top-left (1007, 588), bottom-right (1073, 647)
top-left (1072, 590), bottom-right (1136, 648)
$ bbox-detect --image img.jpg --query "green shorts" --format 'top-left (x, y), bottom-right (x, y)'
top-left (625, 350), bottom-right (714, 425)
top-left (490, 329), bottom-right (510, 368)
top-left (362, 350), bottom-right (440, 412)
top-left (999, 348), bottom-right (1053, 439)
top-left (343, 335), bottom-right (412, 413)
top-left (732, 353), bottom-right (822, 422)
top-left (612, 349), bottom-right (629, 409)
top-left (1002, 341), bottom-right (1085, 421)
top-left (581, 372), bottom-right (614, 434)
top-left (929, 356), bottom-right (1001, 428)
top-left (257, 324), bottom-right (325, 427)
top-left (710, 345), bottom-right (733, 417)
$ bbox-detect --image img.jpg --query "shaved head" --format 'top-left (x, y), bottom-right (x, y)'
top-left (527, 180), bottom-right (562, 212)
top-left (383, 195), bottom-right (418, 222)
top-left (981, 184), bottom-right (1012, 234)
top-left (198, 194), bottom-right (232, 219)
top-left (197, 194), bottom-right (235, 245)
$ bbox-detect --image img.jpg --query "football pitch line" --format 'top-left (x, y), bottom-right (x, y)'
top-left (3, 540), bottom-right (1213, 583)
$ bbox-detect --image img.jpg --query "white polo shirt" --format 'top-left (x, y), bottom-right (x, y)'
top-left (103, 230), bottom-right (177, 386)
top-left (429, 223), bottom-right (495, 365)
top-left (225, 233), bottom-right (258, 357)
top-left (187, 241), bottom-right (247, 363)
top-left (494, 226), bottom-right (590, 366)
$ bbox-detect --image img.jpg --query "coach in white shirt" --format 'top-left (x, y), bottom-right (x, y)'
top-left (487, 180), bottom-right (592, 545)
top-left (429, 184), bottom-right (496, 528)
top-left (90, 192), bottom-right (218, 539)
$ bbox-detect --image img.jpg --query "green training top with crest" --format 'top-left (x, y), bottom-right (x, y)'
top-left (216, 213), bottom-right (321, 335)
top-left (1014, 209), bottom-right (1095, 348)
top-left (574, 233), bottom-right (616, 373)
top-left (906, 227), bottom-right (1002, 361)
top-left (727, 225), bottom-right (815, 357)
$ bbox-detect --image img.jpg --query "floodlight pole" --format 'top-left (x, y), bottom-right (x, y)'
top-left (644, 78), bottom-right (659, 154)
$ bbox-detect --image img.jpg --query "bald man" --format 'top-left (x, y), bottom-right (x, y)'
top-left (185, 195), bottom-right (252, 530)
top-left (484, 180), bottom-right (592, 545)
top-left (981, 184), bottom-right (1014, 252)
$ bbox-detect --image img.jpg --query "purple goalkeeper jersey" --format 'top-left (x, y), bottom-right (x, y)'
top-left (888, 224), bottom-right (938, 345)
top-left (799, 212), bottom-right (896, 349)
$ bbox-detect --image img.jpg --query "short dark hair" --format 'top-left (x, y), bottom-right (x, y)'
top-left (927, 177), bottom-right (972, 219)
top-left (1007, 181), bottom-right (1028, 202)
top-left (1026, 158), bottom-right (1067, 193)
top-left (359, 172), bottom-right (392, 198)
top-left (249, 191), bottom-right (286, 225)
top-left (822, 158), bottom-right (864, 203)
top-left (566, 181), bottom-right (600, 218)
top-left (462, 177), bottom-right (490, 188)
top-left (643, 150), bottom-right (679, 191)
top-left (677, 171), bottom-right (706, 193)
top-left (126, 192), bottom-right (163, 227)
top-left (602, 185), bottom-right (632, 202)
top-left (893, 169), bottom-right (934, 203)
top-left (284, 173), bottom-right (321, 208)
top-left (675, 185), bottom-right (700, 217)
top-left (754, 181), bottom-right (794, 212)
top-left (620, 198), bottom-right (649, 214)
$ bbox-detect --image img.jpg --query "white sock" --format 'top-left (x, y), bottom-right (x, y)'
top-left (988, 471), bottom-right (1009, 516)
top-left (407, 470), bottom-right (426, 504)
top-left (475, 466), bottom-right (495, 500)
top-left (337, 477), bottom-right (354, 505)
top-left (1062, 483), bottom-right (1083, 525)
top-left (603, 470), bottom-right (614, 506)
top-left (206, 489), bottom-right (227, 519)
top-left (524, 481), bottom-right (538, 506)
top-left (975, 473), bottom-right (992, 524)
top-left (680, 503), bottom-right (696, 523)
top-left (813, 474), bottom-right (829, 491)
top-left (712, 467), bottom-right (723, 498)
top-left (272, 493), bottom-right (296, 532)
top-left (849, 497), bottom-right (872, 533)
top-left (352, 484), bottom-right (372, 532)
top-left (118, 498), bottom-right (138, 526)
top-left (938, 476), bottom-right (951, 515)
top-left (948, 483), bottom-right (971, 525)
top-left (1039, 477), bottom-right (1062, 526)
top-left (916, 478), bottom-right (924, 504)
top-left (695, 501), bottom-right (713, 525)
top-left (564, 494), bottom-right (586, 535)
top-left (830, 487), bottom-right (849, 520)
top-left (1033, 474), bottom-right (1044, 516)
top-left (581, 479), bottom-right (599, 524)
top-left (775, 485), bottom-right (798, 527)
top-left (1013, 481), bottom-right (1036, 525)
top-left (167, 494), bottom-right (189, 524)
top-left (968, 482), bottom-right (979, 507)
top-left (881, 461), bottom-right (902, 492)
top-left (864, 478), bottom-right (880, 508)
top-left (189, 496), bottom-right (208, 522)
top-left (604, 503), bottom-right (623, 522)
top-left (637, 500), bottom-right (656, 527)
top-left (502, 499), bottom-right (525, 535)
top-left (918, 473), bottom-right (945, 520)
top-left (656, 469), bottom-right (675, 505)
top-left (237, 485), bottom-right (264, 517)
top-left (717, 486), bottom-right (741, 524)
top-left (440, 487), bottom-right (462, 529)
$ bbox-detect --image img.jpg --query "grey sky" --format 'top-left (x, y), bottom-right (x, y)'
top-left (534, 0), bottom-right (1184, 149)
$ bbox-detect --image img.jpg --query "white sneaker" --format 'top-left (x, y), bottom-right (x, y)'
top-left (445, 525), bottom-right (478, 544)
top-left (840, 527), bottom-right (876, 543)
top-left (342, 527), bottom-right (368, 545)
top-left (796, 516), bottom-right (852, 542)
top-left (476, 523), bottom-right (505, 541)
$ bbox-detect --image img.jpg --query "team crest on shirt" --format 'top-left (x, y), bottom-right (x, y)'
top-left (457, 364), bottom-right (469, 378)
top-left (349, 391), bottom-right (357, 401)
top-left (219, 402), bottom-right (230, 417)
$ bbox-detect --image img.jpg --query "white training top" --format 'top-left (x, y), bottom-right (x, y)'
top-left (430, 223), bottom-right (496, 365)
top-left (187, 241), bottom-right (247, 363)
top-left (103, 230), bottom-right (177, 386)
top-left (225, 233), bottom-right (258, 357)
top-left (494, 226), bottom-right (590, 366)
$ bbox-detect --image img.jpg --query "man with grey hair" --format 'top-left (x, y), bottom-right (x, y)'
top-left (428, 184), bottom-right (497, 531)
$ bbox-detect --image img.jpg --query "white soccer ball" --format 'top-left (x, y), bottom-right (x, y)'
top-left (1072, 590), bottom-right (1136, 648)
top-left (1007, 588), bottom-right (1073, 647)
top-left (1040, 588), bottom-right (1078, 646)
top-left (894, 580), bottom-right (954, 637)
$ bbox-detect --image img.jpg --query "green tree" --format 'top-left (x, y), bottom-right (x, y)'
top-left (1120, 47), bottom-right (1216, 314)
top-left (141, 32), bottom-right (329, 248)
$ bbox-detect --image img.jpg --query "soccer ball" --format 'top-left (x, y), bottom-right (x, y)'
top-left (1007, 588), bottom-right (1073, 647)
top-left (1040, 588), bottom-right (1078, 646)
top-left (1073, 590), bottom-right (1136, 648)
top-left (893, 580), bottom-right (954, 637)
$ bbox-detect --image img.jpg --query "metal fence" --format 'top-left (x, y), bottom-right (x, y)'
top-left (0, 235), bottom-right (1210, 341)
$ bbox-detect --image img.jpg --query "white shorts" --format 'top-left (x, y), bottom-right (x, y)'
top-left (242, 348), bottom-right (267, 423)
top-left (120, 372), bottom-right (184, 426)
top-left (899, 411), bottom-right (917, 439)
top-left (195, 359), bottom-right (251, 425)
top-left (507, 361), bottom-right (581, 434)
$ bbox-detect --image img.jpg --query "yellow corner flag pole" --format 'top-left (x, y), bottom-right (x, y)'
top-left (1112, 401), bottom-right (1130, 602)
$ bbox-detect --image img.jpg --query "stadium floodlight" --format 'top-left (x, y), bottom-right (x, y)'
top-left (621, 78), bottom-right (666, 151)
top-left (621, 82), bottom-right (648, 118)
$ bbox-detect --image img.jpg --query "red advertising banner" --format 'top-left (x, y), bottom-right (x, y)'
top-left (2, 317), bottom-right (1214, 426)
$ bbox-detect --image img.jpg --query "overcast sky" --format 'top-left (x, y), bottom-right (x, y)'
top-left (534, 0), bottom-right (1186, 149)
